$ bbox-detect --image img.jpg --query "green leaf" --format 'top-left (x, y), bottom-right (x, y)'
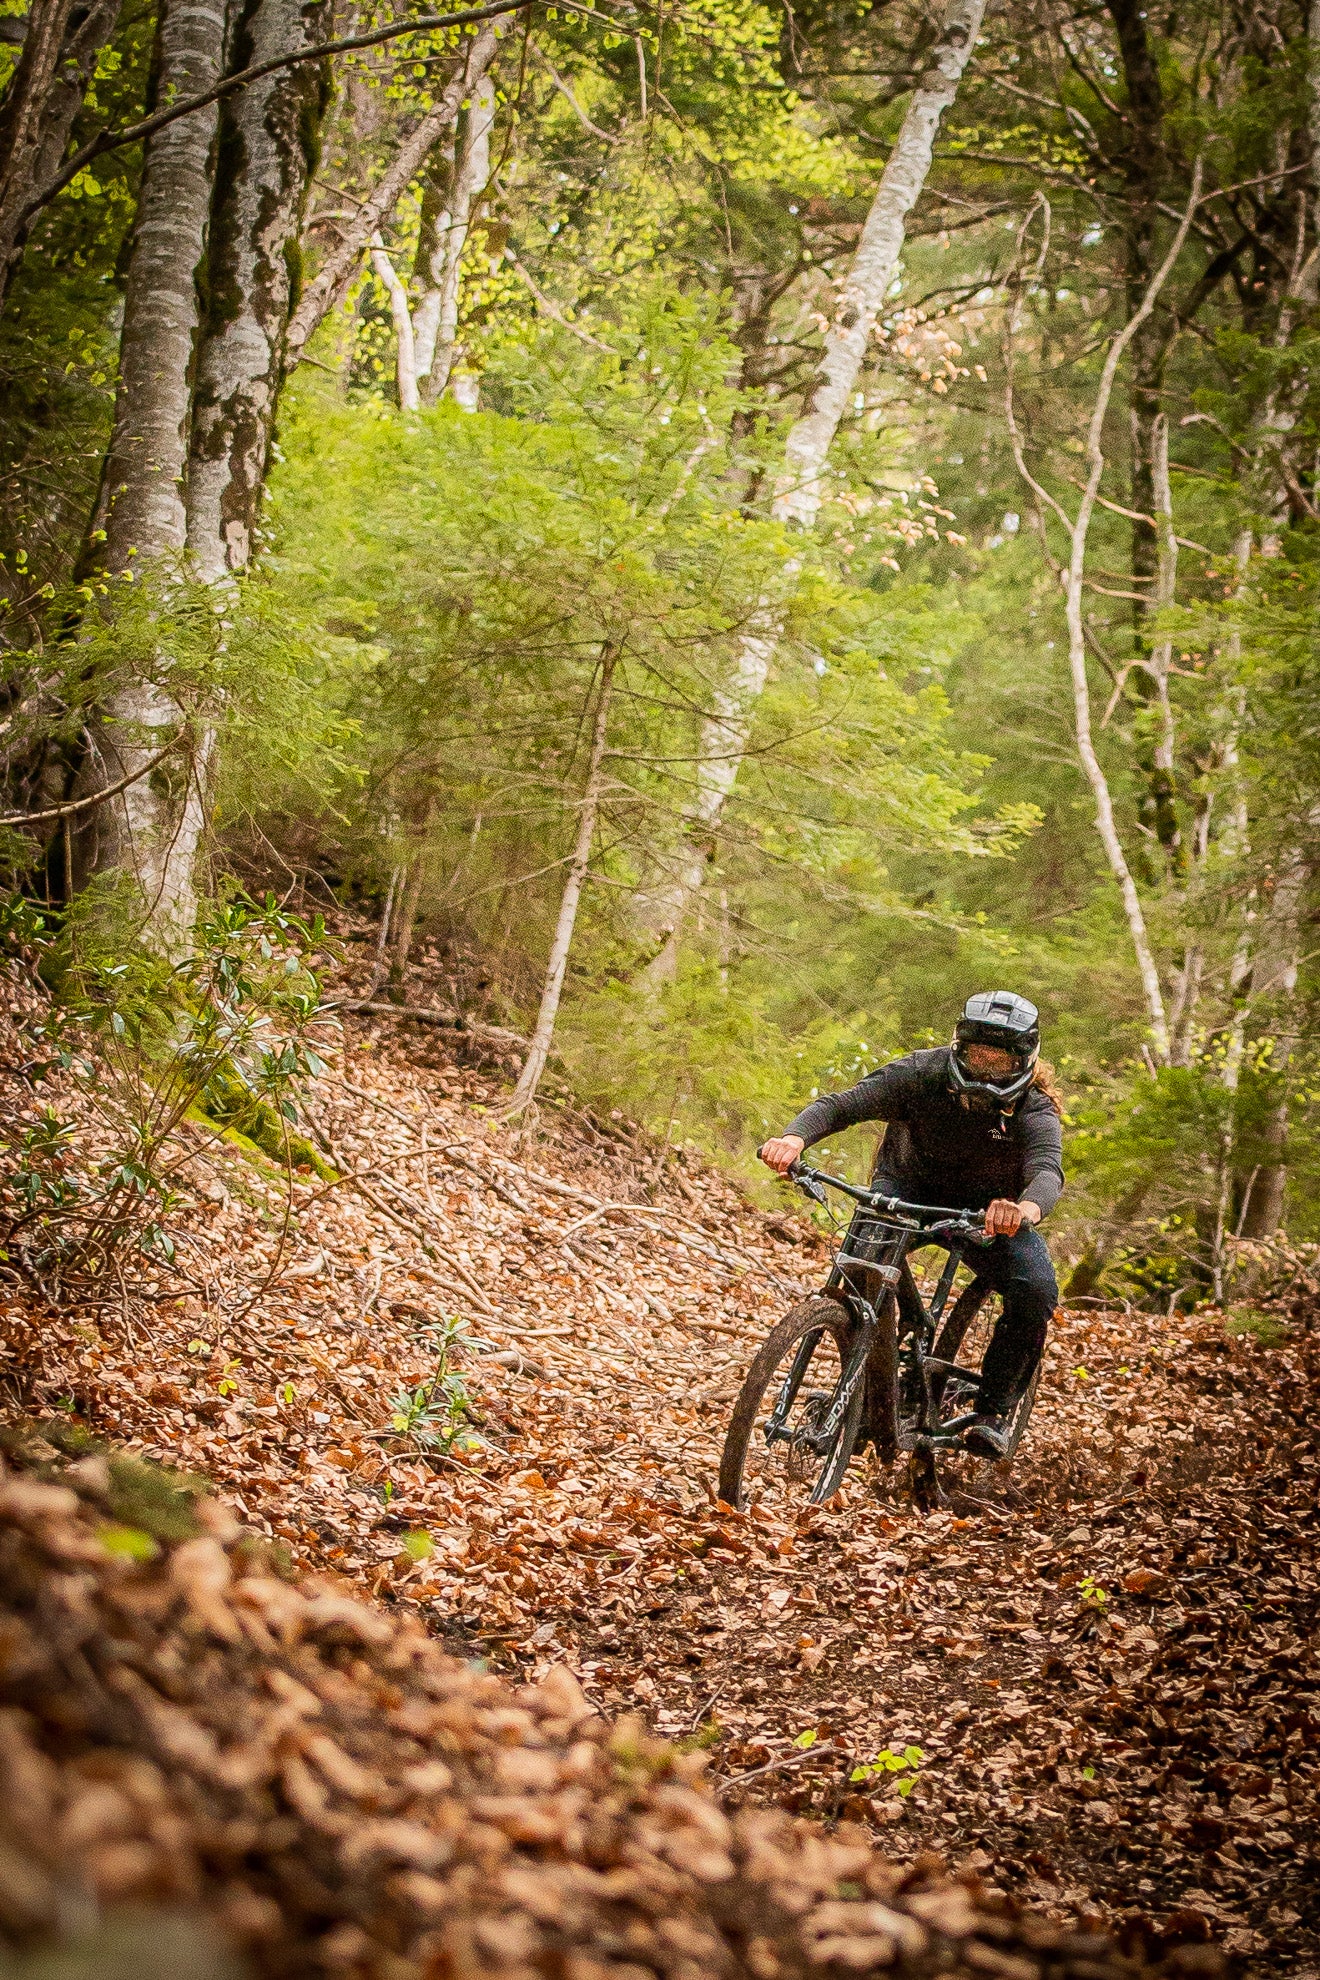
top-left (792, 1729), bottom-right (817, 1749)
top-left (849, 1764), bottom-right (873, 1782)
top-left (896, 1776), bottom-right (915, 1797)
top-left (403, 1529), bottom-right (434, 1562)
top-left (903, 1745), bottom-right (924, 1767)
top-left (99, 1523), bottom-right (160, 1562)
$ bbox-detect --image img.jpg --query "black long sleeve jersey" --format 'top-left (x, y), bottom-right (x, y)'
top-left (783, 1046), bottom-right (1065, 1219)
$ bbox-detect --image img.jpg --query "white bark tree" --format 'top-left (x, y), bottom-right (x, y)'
top-left (638, 0), bottom-right (987, 982)
top-left (503, 647), bottom-right (617, 1116)
top-left (414, 65), bottom-right (495, 401)
top-left (284, 23), bottom-right (499, 376)
top-left (371, 233), bottom-right (421, 410)
top-left (1006, 165), bottom-right (1204, 1065)
top-left (73, 0), bottom-right (228, 945)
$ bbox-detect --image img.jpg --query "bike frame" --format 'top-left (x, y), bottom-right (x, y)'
top-left (762, 1164), bottom-right (995, 1464)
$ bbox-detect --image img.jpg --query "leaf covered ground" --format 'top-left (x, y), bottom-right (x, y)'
top-left (1, 964), bottom-right (1317, 1976)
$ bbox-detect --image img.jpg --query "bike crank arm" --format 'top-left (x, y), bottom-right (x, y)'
top-left (915, 1411), bottom-right (984, 1450)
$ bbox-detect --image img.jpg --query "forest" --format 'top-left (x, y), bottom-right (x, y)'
top-left (0, 2), bottom-right (1319, 1976)
top-left (2, 0), bottom-right (1317, 1297)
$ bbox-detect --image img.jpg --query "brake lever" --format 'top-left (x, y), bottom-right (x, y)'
top-left (787, 1161), bottom-right (828, 1206)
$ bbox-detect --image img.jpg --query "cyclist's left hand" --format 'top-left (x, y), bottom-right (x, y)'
top-left (985, 1198), bottom-right (1041, 1237)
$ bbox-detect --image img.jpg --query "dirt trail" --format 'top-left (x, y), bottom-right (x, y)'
top-left (4, 1005), bottom-right (1318, 1975)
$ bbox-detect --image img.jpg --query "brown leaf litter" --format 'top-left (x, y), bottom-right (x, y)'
top-left (1, 938), bottom-right (1317, 1976)
top-left (0, 1446), bottom-right (1226, 1979)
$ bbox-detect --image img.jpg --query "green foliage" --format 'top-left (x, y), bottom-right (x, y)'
top-left (1224, 1308), bottom-right (1291, 1348)
top-left (0, 891), bottom-right (332, 1282)
top-left (388, 1313), bottom-right (484, 1453)
top-left (850, 1744), bottom-right (924, 1797)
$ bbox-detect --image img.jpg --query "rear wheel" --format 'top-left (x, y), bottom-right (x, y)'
top-left (931, 1278), bottom-right (1041, 1459)
top-left (719, 1297), bottom-right (864, 1511)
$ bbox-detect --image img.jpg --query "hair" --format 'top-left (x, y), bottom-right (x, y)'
top-left (1031, 1057), bottom-right (1064, 1114)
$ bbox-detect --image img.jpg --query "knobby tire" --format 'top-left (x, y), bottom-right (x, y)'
top-left (931, 1274), bottom-right (1041, 1459)
top-left (867, 1291), bottom-right (900, 1466)
top-left (718, 1296), bottom-right (862, 1511)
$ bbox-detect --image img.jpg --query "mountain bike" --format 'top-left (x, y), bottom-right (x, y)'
top-left (718, 1162), bottom-right (1043, 1510)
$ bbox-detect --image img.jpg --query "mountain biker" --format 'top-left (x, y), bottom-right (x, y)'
top-left (759, 991), bottom-right (1063, 1461)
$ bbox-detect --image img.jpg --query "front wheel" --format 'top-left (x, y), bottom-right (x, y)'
top-left (719, 1296), bottom-right (863, 1511)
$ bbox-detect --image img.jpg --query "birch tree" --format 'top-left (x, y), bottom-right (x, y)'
top-left (414, 65), bottom-right (495, 402)
top-left (284, 22), bottom-right (499, 377)
top-left (1005, 167), bottom-right (1203, 1065)
top-left (503, 645), bottom-right (617, 1116)
top-left (639, 0), bottom-right (987, 981)
top-left (71, 0), bottom-right (228, 940)
top-left (371, 233), bottom-right (421, 411)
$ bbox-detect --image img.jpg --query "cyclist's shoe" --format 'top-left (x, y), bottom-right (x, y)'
top-left (962, 1413), bottom-right (1011, 1460)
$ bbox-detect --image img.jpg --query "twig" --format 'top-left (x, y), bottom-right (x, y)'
top-left (311, 1113), bottom-right (498, 1315)
top-left (503, 250), bottom-right (613, 349)
top-left (715, 1744), bottom-right (828, 1798)
top-left (332, 999), bottom-right (527, 1053)
top-left (688, 1683), bottom-right (726, 1734)
top-left (0, 734), bottom-right (186, 827)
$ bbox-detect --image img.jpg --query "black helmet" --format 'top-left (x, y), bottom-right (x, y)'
top-left (949, 990), bottom-right (1040, 1112)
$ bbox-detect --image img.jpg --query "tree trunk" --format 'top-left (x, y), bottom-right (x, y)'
top-left (390, 799), bottom-right (436, 989)
top-left (411, 150), bottom-right (455, 374)
top-left (283, 22), bottom-right (498, 375)
top-left (1210, 937), bottom-right (1251, 1303)
top-left (370, 232), bottom-right (419, 410)
top-left (185, 0), bottom-right (327, 582)
top-left (416, 64), bottom-right (494, 401)
top-left (99, 0), bottom-right (327, 941)
top-left (33, 0), bottom-right (122, 167)
top-left (635, 0), bottom-right (985, 974)
top-left (503, 649), bottom-right (616, 1116)
top-left (1144, 410), bottom-right (1182, 866)
top-left (1238, 844), bottom-right (1311, 1239)
top-left (0, 0), bottom-right (82, 302)
top-left (637, 608), bottom-right (779, 986)
top-left (1006, 166), bottom-right (1203, 1063)
top-left (1105, 0), bottom-right (1167, 646)
top-left (774, 0), bottom-right (987, 528)
top-left (71, 0), bottom-right (228, 943)
top-left (88, 0), bottom-right (228, 568)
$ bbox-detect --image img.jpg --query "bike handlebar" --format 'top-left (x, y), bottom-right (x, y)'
top-left (786, 1160), bottom-right (993, 1242)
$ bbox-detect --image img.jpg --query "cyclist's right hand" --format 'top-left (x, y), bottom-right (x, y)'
top-left (759, 1135), bottom-right (806, 1175)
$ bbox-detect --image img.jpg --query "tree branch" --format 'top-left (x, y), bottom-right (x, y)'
top-left (0, 733), bottom-right (186, 828)
top-left (19, 0), bottom-right (537, 233)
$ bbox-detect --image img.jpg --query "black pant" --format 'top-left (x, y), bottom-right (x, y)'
top-left (944, 1225), bottom-right (1058, 1414)
top-left (953, 1219), bottom-right (1060, 1409)
top-left (869, 1172), bottom-right (1059, 1413)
